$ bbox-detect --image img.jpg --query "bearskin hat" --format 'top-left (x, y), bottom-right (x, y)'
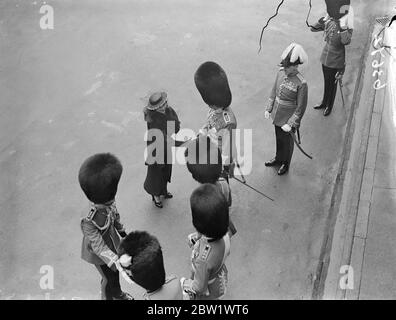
top-left (194, 61), bottom-right (232, 109)
top-left (190, 183), bottom-right (229, 240)
top-left (185, 136), bottom-right (222, 184)
top-left (325, 0), bottom-right (350, 19)
top-left (118, 231), bottom-right (165, 292)
top-left (78, 153), bottom-right (123, 204)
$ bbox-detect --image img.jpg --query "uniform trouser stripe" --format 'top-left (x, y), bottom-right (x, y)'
top-left (321, 64), bottom-right (338, 109)
top-left (275, 125), bottom-right (294, 165)
top-left (95, 264), bottom-right (122, 300)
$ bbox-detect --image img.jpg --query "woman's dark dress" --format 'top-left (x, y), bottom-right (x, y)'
top-left (144, 106), bottom-right (180, 197)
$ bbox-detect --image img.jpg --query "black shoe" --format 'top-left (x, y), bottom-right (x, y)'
top-left (323, 107), bottom-right (332, 116)
top-left (151, 195), bottom-right (163, 208)
top-left (112, 292), bottom-right (134, 300)
top-left (277, 164), bottom-right (289, 175)
top-left (164, 192), bottom-right (173, 199)
top-left (313, 103), bottom-right (325, 109)
top-left (265, 158), bottom-right (279, 167)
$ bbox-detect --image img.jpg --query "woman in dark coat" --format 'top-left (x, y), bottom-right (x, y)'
top-left (143, 92), bottom-right (182, 208)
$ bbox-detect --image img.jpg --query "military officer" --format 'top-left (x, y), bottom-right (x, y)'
top-left (265, 43), bottom-right (309, 175)
top-left (313, 1), bottom-right (353, 116)
top-left (194, 61), bottom-right (237, 179)
top-left (118, 230), bottom-right (183, 300)
top-left (181, 183), bottom-right (231, 300)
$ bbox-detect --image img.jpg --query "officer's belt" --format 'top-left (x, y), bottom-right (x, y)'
top-left (275, 97), bottom-right (297, 107)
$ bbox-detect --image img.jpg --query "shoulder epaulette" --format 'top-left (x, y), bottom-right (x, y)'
top-left (200, 244), bottom-right (212, 261)
top-left (223, 111), bottom-right (231, 124)
top-left (296, 73), bottom-right (306, 84)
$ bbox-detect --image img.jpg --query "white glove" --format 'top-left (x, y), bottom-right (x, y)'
top-left (281, 124), bottom-right (292, 132)
top-left (264, 111), bottom-right (270, 119)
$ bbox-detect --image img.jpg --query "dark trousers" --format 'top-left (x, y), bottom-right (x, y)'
top-left (321, 64), bottom-right (338, 110)
top-left (275, 125), bottom-right (294, 166)
top-left (95, 264), bottom-right (122, 300)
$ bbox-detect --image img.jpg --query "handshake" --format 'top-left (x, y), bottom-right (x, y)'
top-left (264, 110), bottom-right (292, 132)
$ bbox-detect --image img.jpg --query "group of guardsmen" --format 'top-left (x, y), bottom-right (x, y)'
top-left (78, 0), bottom-right (354, 300)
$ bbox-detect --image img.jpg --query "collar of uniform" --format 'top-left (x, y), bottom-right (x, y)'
top-left (91, 199), bottom-right (115, 210)
top-left (286, 70), bottom-right (299, 78)
top-left (209, 105), bottom-right (225, 113)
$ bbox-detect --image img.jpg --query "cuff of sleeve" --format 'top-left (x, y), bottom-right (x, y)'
top-left (287, 115), bottom-right (300, 128)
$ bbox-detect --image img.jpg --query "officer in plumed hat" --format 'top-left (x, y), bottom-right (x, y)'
top-left (264, 43), bottom-right (309, 175)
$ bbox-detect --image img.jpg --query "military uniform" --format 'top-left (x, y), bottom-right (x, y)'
top-left (199, 107), bottom-right (237, 167)
top-left (183, 233), bottom-right (231, 300)
top-left (80, 201), bottom-right (127, 300)
top-left (143, 275), bottom-right (183, 300)
top-left (318, 18), bottom-right (353, 115)
top-left (266, 68), bottom-right (308, 166)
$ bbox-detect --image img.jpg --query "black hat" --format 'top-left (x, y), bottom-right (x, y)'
top-left (325, 0), bottom-right (350, 19)
top-left (78, 153), bottom-right (123, 204)
top-left (194, 61), bottom-right (232, 109)
top-left (190, 184), bottom-right (229, 240)
top-left (118, 231), bottom-right (165, 292)
top-left (185, 136), bottom-right (222, 184)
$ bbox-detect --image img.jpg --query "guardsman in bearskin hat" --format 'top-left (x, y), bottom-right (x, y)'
top-left (181, 183), bottom-right (231, 300)
top-left (313, 1), bottom-right (353, 116)
top-left (194, 61), bottom-right (237, 180)
top-left (185, 135), bottom-right (237, 236)
top-left (79, 153), bottom-right (133, 300)
top-left (310, 0), bottom-right (351, 32)
top-left (117, 231), bottom-right (183, 300)
top-left (265, 43), bottom-right (308, 175)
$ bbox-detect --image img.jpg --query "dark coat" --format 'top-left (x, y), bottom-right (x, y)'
top-left (143, 106), bottom-right (181, 196)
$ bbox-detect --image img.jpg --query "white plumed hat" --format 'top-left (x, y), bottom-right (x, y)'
top-left (280, 43), bottom-right (308, 66)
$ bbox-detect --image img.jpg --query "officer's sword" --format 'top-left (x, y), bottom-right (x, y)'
top-left (233, 162), bottom-right (274, 201)
top-left (290, 130), bottom-right (313, 160)
top-left (335, 77), bottom-right (346, 112)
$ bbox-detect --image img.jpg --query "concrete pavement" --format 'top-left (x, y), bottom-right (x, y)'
top-left (322, 12), bottom-right (396, 300)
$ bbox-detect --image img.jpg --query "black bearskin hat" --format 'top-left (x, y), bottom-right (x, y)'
top-left (185, 136), bottom-right (222, 184)
top-left (325, 0), bottom-right (350, 19)
top-left (118, 231), bottom-right (165, 292)
top-left (78, 153), bottom-right (123, 204)
top-left (190, 184), bottom-right (229, 240)
top-left (194, 61), bottom-right (232, 109)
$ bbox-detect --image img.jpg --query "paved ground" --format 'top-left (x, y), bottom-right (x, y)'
top-left (0, 0), bottom-right (388, 299)
top-left (322, 9), bottom-right (396, 300)
top-left (347, 23), bottom-right (396, 300)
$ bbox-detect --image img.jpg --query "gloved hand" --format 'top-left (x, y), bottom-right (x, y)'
top-left (264, 111), bottom-right (270, 119)
top-left (281, 124), bottom-right (292, 132)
